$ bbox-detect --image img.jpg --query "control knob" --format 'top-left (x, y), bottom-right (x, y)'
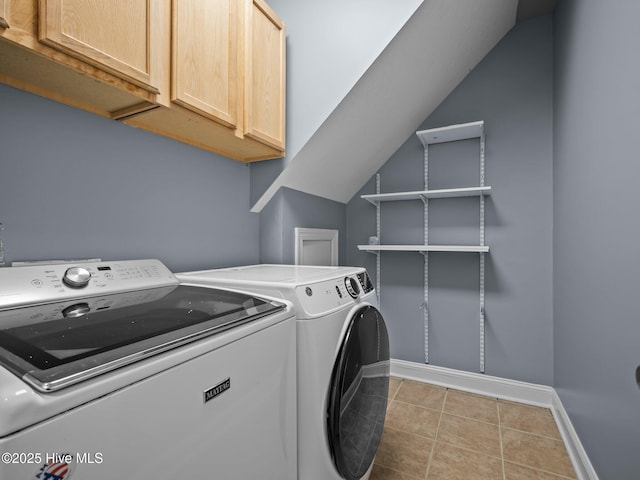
top-left (63, 267), bottom-right (91, 288)
top-left (62, 303), bottom-right (91, 318)
top-left (344, 276), bottom-right (360, 298)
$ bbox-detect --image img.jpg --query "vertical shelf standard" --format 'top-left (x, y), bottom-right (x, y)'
top-left (416, 120), bottom-right (487, 373)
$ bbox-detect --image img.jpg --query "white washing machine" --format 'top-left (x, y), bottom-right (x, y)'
top-left (177, 265), bottom-right (390, 480)
top-left (0, 259), bottom-right (297, 480)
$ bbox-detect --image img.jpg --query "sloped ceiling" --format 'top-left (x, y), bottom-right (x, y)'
top-left (251, 0), bottom-right (518, 212)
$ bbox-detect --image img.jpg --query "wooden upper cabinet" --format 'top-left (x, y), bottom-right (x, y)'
top-left (0, 0), bottom-right (285, 161)
top-left (38, 0), bottom-right (165, 94)
top-left (172, 0), bottom-right (238, 129)
top-left (122, 0), bottom-right (286, 161)
top-left (244, 0), bottom-right (285, 151)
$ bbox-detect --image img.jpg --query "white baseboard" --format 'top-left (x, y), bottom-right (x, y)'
top-left (390, 359), bottom-right (599, 480)
top-left (551, 390), bottom-right (600, 480)
top-left (390, 359), bottom-right (555, 407)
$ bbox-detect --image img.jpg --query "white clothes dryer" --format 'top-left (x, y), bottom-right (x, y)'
top-left (178, 265), bottom-right (390, 480)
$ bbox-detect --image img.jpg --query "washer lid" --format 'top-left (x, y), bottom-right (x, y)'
top-left (327, 305), bottom-right (390, 480)
top-left (0, 285), bottom-right (285, 392)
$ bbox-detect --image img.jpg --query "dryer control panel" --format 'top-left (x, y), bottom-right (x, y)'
top-left (357, 272), bottom-right (375, 294)
top-left (294, 271), bottom-right (376, 318)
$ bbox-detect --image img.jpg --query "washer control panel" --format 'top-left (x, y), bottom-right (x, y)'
top-left (0, 259), bottom-right (178, 309)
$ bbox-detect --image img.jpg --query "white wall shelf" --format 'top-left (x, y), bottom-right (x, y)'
top-left (358, 244), bottom-right (490, 253)
top-left (416, 120), bottom-right (484, 145)
top-left (363, 120), bottom-right (489, 373)
top-left (362, 186), bottom-right (491, 205)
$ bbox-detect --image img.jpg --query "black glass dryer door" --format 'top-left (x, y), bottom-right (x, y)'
top-left (327, 305), bottom-right (390, 480)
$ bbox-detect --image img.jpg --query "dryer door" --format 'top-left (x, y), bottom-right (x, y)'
top-left (327, 305), bottom-right (390, 480)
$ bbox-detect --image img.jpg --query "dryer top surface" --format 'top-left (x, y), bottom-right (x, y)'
top-left (179, 264), bottom-right (364, 288)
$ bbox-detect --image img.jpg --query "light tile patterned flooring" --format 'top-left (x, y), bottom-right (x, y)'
top-left (371, 377), bottom-right (576, 480)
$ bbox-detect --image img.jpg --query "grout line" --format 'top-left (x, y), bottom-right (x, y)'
top-left (389, 377), bottom-right (402, 401)
top-left (501, 425), bottom-right (565, 442)
top-left (377, 464), bottom-right (422, 480)
top-left (379, 423), bottom-right (437, 442)
top-left (498, 400), bottom-right (506, 480)
top-left (391, 398), bottom-right (446, 415)
top-left (503, 459), bottom-right (576, 480)
top-left (424, 388), bottom-right (447, 479)
top-left (437, 408), bottom-right (499, 427)
top-left (431, 438), bottom-right (504, 461)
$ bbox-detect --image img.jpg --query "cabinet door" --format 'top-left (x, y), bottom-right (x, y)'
top-left (244, 0), bottom-right (285, 150)
top-left (39, 0), bottom-right (164, 93)
top-left (0, 0), bottom-right (9, 29)
top-left (171, 0), bottom-right (237, 128)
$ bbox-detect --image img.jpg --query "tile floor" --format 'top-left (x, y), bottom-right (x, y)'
top-left (370, 377), bottom-right (576, 480)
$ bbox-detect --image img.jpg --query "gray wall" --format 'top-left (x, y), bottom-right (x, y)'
top-left (264, 0), bottom-right (420, 164)
top-left (554, 1), bottom-right (640, 478)
top-left (259, 187), bottom-right (347, 265)
top-left (0, 84), bottom-right (259, 273)
top-left (347, 15), bottom-right (554, 385)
